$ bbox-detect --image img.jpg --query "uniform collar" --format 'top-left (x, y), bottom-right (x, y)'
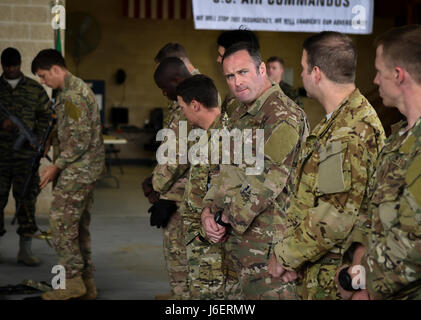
top-left (59, 71), bottom-right (75, 94)
top-left (329, 88), bottom-right (361, 122)
top-left (0, 72), bottom-right (25, 87)
top-left (245, 81), bottom-right (280, 117)
top-left (313, 88), bottom-right (361, 138)
top-left (209, 115), bottom-right (221, 131)
top-left (390, 120), bottom-right (406, 135)
top-left (411, 116), bottom-right (421, 133)
top-left (167, 99), bottom-right (179, 113)
top-left (388, 116), bottom-right (421, 154)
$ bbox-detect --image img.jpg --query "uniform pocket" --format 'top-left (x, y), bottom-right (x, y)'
top-left (302, 262), bottom-right (339, 300)
top-left (318, 141), bottom-right (350, 194)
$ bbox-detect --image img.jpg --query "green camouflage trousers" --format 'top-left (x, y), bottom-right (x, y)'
top-left (163, 207), bottom-right (189, 299)
top-left (50, 181), bottom-right (95, 279)
top-left (297, 262), bottom-right (341, 300)
top-left (0, 157), bottom-right (39, 237)
top-left (225, 232), bottom-right (298, 300)
top-left (186, 236), bottom-right (243, 300)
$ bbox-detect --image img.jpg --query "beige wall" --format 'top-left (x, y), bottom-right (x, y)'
top-left (0, 0), bottom-right (60, 77)
top-left (0, 0), bottom-right (64, 216)
top-left (67, 0), bottom-right (395, 131)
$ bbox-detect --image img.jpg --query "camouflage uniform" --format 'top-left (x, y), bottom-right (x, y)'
top-left (220, 93), bottom-right (240, 118)
top-left (358, 117), bottom-right (421, 299)
top-left (0, 74), bottom-right (51, 237)
top-left (273, 89), bottom-right (386, 300)
top-left (152, 68), bottom-right (206, 300)
top-left (181, 115), bottom-right (243, 300)
top-left (279, 81), bottom-right (301, 106)
top-left (203, 84), bottom-right (309, 299)
top-left (50, 72), bottom-right (105, 279)
top-left (152, 99), bottom-right (190, 299)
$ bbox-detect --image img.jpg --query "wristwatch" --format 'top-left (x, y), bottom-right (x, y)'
top-left (338, 267), bottom-right (360, 292)
top-left (214, 210), bottom-right (230, 228)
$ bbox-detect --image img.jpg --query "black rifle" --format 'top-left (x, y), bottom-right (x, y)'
top-left (0, 102), bottom-right (56, 225)
top-left (0, 103), bottom-right (41, 153)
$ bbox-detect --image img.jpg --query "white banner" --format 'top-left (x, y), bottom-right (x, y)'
top-left (192, 0), bottom-right (373, 34)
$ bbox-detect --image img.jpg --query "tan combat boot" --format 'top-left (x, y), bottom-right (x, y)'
top-left (17, 236), bottom-right (41, 266)
top-left (80, 277), bottom-right (98, 300)
top-left (42, 276), bottom-right (87, 300)
top-left (155, 291), bottom-right (174, 300)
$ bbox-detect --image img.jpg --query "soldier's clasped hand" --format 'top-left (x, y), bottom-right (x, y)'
top-left (201, 207), bottom-right (226, 243)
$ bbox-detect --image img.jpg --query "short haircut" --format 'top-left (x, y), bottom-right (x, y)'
top-left (217, 29), bottom-right (260, 50)
top-left (303, 31), bottom-right (356, 84)
top-left (31, 49), bottom-right (66, 74)
top-left (155, 43), bottom-right (189, 63)
top-left (267, 56), bottom-right (284, 67)
top-left (176, 74), bottom-right (218, 109)
top-left (154, 57), bottom-right (191, 86)
top-left (1, 47), bottom-right (21, 66)
top-left (375, 25), bottom-right (421, 84)
top-left (222, 41), bottom-right (262, 70)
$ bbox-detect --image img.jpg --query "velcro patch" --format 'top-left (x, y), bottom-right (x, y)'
top-left (265, 122), bottom-right (299, 164)
top-left (64, 100), bottom-right (81, 121)
top-left (406, 157), bottom-right (421, 208)
top-left (400, 135), bottom-right (416, 154)
top-left (318, 141), bottom-right (348, 194)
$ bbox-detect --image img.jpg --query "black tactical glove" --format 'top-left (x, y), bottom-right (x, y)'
top-left (141, 176), bottom-right (154, 197)
top-left (148, 199), bottom-right (177, 228)
top-left (142, 176), bottom-right (160, 204)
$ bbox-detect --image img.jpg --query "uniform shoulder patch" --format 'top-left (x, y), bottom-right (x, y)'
top-left (265, 122), bottom-right (299, 164)
top-left (64, 99), bottom-right (82, 121)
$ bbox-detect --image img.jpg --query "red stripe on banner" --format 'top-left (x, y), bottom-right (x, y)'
top-left (157, 0), bottom-right (163, 19)
top-left (180, 0), bottom-right (187, 19)
top-left (168, 0), bottom-right (175, 19)
top-left (145, 0), bottom-right (152, 19)
top-left (123, 0), bottom-right (129, 17)
top-left (134, 0), bottom-right (140, 18)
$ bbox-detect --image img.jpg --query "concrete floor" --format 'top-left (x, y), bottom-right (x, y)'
top-left (0, 165), bottom-right (171, 300)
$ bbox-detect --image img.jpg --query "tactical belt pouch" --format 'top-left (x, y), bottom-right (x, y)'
top-left (318, 141), bottom-right (348, 194)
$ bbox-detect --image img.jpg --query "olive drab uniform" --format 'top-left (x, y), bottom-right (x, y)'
top-left (357, 117), bottom-right (421, 300)
top-left (49, 72), bottom-right (105, 279)
top-left (273, 89), bottom-right (386, 300)
top-left (181, 114), bottom-right (243, 300)
top-left (203, 83), bottom-right (309, 299)
top-left (0, 74), bottom-right (51, 237)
